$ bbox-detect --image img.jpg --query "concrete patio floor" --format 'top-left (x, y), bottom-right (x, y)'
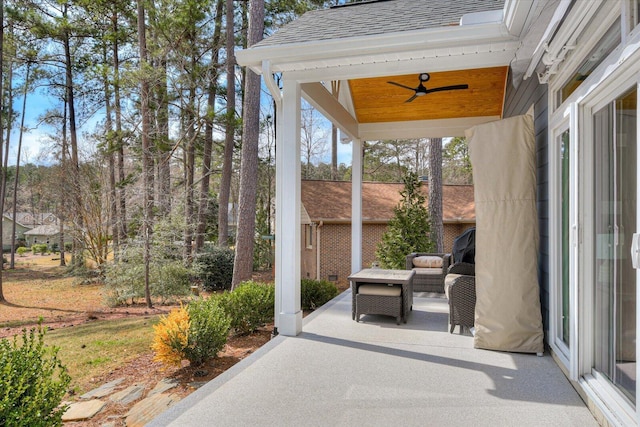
top-left (149, 291), bottom-right (598, 426)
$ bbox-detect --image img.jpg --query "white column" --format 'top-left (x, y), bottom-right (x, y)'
top-left (351, 139), bottom-right (363, 274)
top-left (275, 78), bottom-right (302, 336)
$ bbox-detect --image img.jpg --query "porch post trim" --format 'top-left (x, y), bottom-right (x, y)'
top-left (351, 138), bottom-right (363, 274)
top-left (275, 78), bottom-right (303, 336)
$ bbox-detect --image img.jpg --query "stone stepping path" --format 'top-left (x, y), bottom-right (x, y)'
top-left (79, 378), bottom-right (125, 399)
top-left (63, 377), bottom-right (180, 425)
top-left (125, 393), bottom-right (181, 427)
top-left (110, 384), bottom-right (146, 405)
top-left (62, 399), bottom-right (106, 422)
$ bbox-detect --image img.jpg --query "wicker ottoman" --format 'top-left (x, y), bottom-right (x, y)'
top-left (356, 284), bottom-right (403, 325)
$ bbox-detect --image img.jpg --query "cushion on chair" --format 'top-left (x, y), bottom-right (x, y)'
top-left (444, 274), bottom-right (463, 299)
top-left (412, 256), bottom-right (443, 268)
top-left (412, 267), bottom-right (443, 275)
top-left (358, 284), bottom-right (402, 296)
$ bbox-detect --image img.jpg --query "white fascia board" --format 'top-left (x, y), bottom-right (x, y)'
top-left (282, 46), bottom-right (519, 84)
top-left (300, 82), bottom-right (359, 141)
top-left (358, 116), bottom-right (500, 140)
top-left (236, 22), bottom-right (515, 74)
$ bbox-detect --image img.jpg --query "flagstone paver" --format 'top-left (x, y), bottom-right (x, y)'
top-left (80, 378), bottom-right (125, 399)
top-left (125, 393), bottom-right (180, 427)
top-left (61, 399), bottom-right (106, 421)
top-left (148, 378), bottom-right (179, 396)
top-left (109, 384), bottom-right (146, 405)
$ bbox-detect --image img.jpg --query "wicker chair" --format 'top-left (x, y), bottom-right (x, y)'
top-left (444, 262), bottom-right (476, 334)
top-left (405, 253), bottom-right (451, 293)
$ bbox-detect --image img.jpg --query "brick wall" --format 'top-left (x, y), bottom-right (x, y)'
top-left (310, 222), bottom-right (475, 286)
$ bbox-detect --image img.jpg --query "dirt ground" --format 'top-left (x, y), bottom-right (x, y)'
top-left (0, 255), bottom-right (275, 425)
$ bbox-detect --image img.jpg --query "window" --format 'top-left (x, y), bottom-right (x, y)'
top-left (304, 224), bottom-right (313, 249)
top-left (559, 19), bottom-right (621, 104)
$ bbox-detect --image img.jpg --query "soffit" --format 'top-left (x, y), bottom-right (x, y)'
top-left (348, 66), bottom-right (508, 123)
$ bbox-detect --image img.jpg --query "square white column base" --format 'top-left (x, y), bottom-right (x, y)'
top-left (278, 311), bottom-right (303, 336)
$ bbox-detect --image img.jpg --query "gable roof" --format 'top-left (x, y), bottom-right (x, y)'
top-left (24, 224), bottom-right (60, 236)
top-left (1, 214), bottom-right (29, 229)
top-left (301, 180), bottom-right (475, 223)
top-left (257, 0), bottom-right (505, 48)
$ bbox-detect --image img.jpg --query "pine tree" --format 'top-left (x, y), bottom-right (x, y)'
top-left (376, 172), bottom-right (434, 269)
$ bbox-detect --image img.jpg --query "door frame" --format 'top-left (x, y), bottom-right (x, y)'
top-left (546, 4), bottom-right (640, 423)
top-left (577, 70), bottom-right (640, 427)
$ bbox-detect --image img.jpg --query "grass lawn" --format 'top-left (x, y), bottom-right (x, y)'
top-left (44, 316), bottom-right (159, 394)
top-left (0, 254), bottom-right (171, 395)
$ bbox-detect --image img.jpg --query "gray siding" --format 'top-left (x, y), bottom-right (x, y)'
top-left (503, 71), bottom-right (550, 342)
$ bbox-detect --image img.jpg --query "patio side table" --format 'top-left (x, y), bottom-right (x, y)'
top-left (348, 268), bottom-right (415, 324)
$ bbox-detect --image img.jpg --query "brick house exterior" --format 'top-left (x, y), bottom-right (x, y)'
top-left (301, 180), bottom-right (475, 286)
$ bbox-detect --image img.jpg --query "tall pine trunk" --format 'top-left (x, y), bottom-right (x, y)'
top-left (137, 0), bottom-right (154, 308)
top-left (0, 0), bottom-right (5, 301)
top-left (103, 44), bottom-right (119, 263)
top-left (63, 3), bottom-right (83, 269)
top-left (232, 0), bottom-right (264, 288)
top-left (3, 35), bottom-right (13, 270)
top-left (113, 9), bottom-right (127, 243)
top-left (428, 137), bottom-right (444, 252)
top-left (196, 0), bottom-right (224, 252)
top-left (218, 0), bottom-right (236, 246)
top-left (11, 62), bottom-right (30, 269)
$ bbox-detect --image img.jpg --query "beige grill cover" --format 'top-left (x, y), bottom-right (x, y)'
top-left (466, 114), bottom-right (544, 354)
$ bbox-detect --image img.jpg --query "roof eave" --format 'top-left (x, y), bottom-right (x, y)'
top-left (237, 22), bottom-right (515, 74)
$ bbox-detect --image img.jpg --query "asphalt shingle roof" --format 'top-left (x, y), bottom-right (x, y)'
top-left (257, 0), bottom-right (505, 48)
top-left (301, 180), bottom-right (475, 222)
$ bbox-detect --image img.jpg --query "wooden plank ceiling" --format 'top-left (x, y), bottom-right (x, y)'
top-left (348, 66), bottom-right (509, 123)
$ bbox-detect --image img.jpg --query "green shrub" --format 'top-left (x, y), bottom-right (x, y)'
top-left (152, 299), bottom-right (230, 367)
top-left (185, 298), bottom-right (231, 366)
top-left (150, 262), bottom-right (192, 304)
top-left (0, 326), bottom-right (71, 427)
top-left (192, 246), bottom-right (235, 291)
top-left (220, 281), bottom-right (275, 335)
top-left (104, 245), bottom-right (191, 306)
top-left (301, 279), bottom-right (339, 310)
top-left (16, 247), bottom-right (29, 257)
top-left (31, 244), bottom-right (48, 255)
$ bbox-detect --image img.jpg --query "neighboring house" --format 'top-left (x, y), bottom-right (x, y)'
top-left (5, 212), bottom-right (59, 228)
top-left (301, 180), bottom-right (474, 284)
top-left (237, 1), bottom-right (640, 423)
top-left (24, 224), bottom-right (61, 248)
top-left (1, 215), bottom-right (30, 251)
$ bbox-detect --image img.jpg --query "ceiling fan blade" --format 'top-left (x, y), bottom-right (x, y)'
top-left (387, 81), bottom-right (417, 92)
top-left (405, 94), bottom-right (418, 103)
top-left (425, 84), bottom-right (469, 94)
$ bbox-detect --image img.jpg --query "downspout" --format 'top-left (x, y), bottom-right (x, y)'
top-left (263, 60), bottom-right (282, 109)
top-left (316, 221), bottom-right (323, 281)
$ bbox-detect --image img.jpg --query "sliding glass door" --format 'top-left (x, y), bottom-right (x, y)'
top-left (592, 87), bottom-right (637, 404)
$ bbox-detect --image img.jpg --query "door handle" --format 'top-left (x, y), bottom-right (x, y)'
top-left (632, 233), bottom-right (640, 269)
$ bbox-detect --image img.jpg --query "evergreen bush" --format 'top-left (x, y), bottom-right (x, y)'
top-left (31, 244), bottom-right (48, 255)
top-left (219, 281), bottom-right (275, 335)
top-left (192, 246), bottom-right (235, 291)
top-left (0, 326), bottom-right (71, 427)
top-left (152, 300), bottom-right (230, 367)
top-left (151, 306), bottom-right (190, 366)
top-left (104, 244), bottom-right (190, 306)
top-left (184, 298), bottom-right (231, 366)
top-left (301, 279), bottom-right (339, 310)
top-left (16, 247), bottom-right (29, 257)
top-left (376, 172), bottom-right (435, 269)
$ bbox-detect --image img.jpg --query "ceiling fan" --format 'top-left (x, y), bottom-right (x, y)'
top-left (387, 73), bottom-right (469, 103)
